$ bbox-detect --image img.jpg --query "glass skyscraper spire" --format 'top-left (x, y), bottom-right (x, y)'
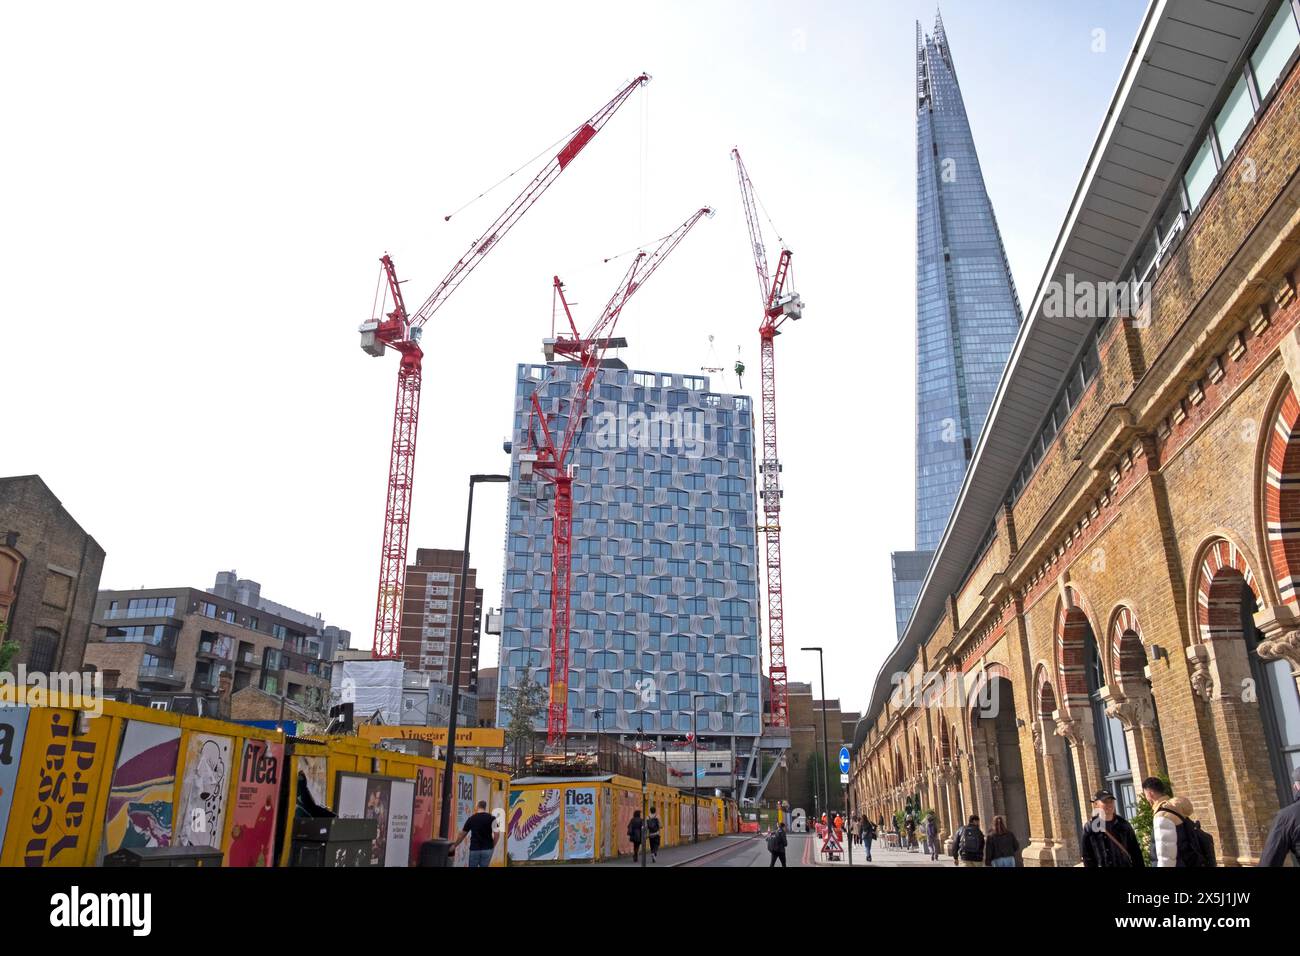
top-left (892, 13), bottom-right (1022, 637)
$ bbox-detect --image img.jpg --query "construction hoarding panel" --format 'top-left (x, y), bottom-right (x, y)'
top-left (507, 787), bottom-right (560, 862)
top-left (2, 708), bottom-right (117, 866)
top-left (0, 706), bottom-right (31, 851)
top-left (226, 737), bottom-right (283, 866)
top-left (175, 732), bottom-right (233, 849)
top-left (101, 719), bottom-right (182, 856)
top-left (563, 786), bottom-right (596, 860)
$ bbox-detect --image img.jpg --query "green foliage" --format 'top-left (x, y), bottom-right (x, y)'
top-left (0, 621), bottom-right (18, 674)
top-left (1132, 772), bottom-right (1172, 862)
top-left (500, 672), bottom-right (548, 769)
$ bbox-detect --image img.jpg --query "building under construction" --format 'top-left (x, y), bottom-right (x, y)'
top-left (498, 362), bottom-right (764, 795)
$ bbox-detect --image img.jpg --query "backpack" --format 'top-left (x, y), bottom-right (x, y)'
top-left (1164, 807), bottom-right (1216, 867)
top-left (959, 825), bottom-right (984, 858)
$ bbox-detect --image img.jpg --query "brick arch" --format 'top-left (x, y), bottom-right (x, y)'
top-left (1195, 537), bottom-right (1262, 644)
top-left (1033, 662), bottom-right (1057, 719)
top-left (938, 714), bottom-right (952, 764)
top-left (1109, 605), bottom-right (1148, 697)
top-left (1055, 585), bottom-right (1098, 718)
top-left (1264, 384), bottom-right (1300, 607)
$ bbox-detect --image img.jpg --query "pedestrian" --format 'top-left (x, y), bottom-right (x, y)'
top-left (768, 821), bottom-right (788, 867)
top-left (924, 811), bottom-right (939, 861)
top-left (951, 814), bottom-right (985, 867)
top-left (449, 799), bottom-right (498, 868)
top-left (1259, 766), bottom-right (1300, 867)
top-left (1141, 777), bottom-right (1211, 867)
top-left (984, 814), bottom-right (1020, 867)
top-left (904, 811), bottom-right (917, 852)
top-left (1080, 789), bottom-right (1144, 867)
top-left (647, 805), bottom-right (662, 863)
top-left (833, 811), bottom-right (844, 847)
top-left (862, 815), bottom-right (875, 861)
top-left (628, 809), bottom-right (644, 862)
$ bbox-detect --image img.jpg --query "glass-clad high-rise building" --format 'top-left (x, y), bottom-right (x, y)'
top-left (497, 361), bottom-right (763, 749)
top-left (893, 14), bottom-right (1023, 636)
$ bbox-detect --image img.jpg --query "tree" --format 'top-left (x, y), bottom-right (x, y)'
top-left (0, 621), bottom-right (18, 675)
top-left (500, 672), bottom-right (548, 771)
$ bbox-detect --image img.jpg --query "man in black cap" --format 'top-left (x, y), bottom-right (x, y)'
top-left (1080, 788), bottom-right (1143, 867)
top-left (1258, 766), bottom-right (1300, 866)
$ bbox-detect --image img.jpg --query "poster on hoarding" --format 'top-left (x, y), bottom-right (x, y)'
top-left (385, 779), bottom-right (415, 868)
top-left (453, 771), bottom-right (475, 868)
top-left (225, 738), bottom-right (282, 867)
top-left (615, 789), bottom-right (638, 856)
top-left (101, 720), bottom-right (181, 857)
top-left (507, 787), bottom-right (560, 862)
top-left (563, 787), bottom-right (596, 860)
top-left (0, 706), bottom-right (30, 851)
top-left (1, 709), bottom-right (114, 866)
top-left (364, 778), bottom-right (391, 866)
top-left (175, 732), bottom-right (232, 849)
top-left (409, 765), bottom-right (437, 866)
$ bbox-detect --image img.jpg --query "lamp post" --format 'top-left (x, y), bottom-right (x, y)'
top-left (437, 474), bottom-right (509, 850)
top-left (635, 713), bottom-right (650, 869)
top-left (691, 691), bottom-right (723, 843)
top-left (802, 646), bottom-right (831, 839)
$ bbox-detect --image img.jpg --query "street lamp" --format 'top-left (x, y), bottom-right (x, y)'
top-left (634, 712), bottom-right (651, 869)
top-left (438, 473), bottom-right (509, 848)
top-left (801, 647), bottom-right (832, 840)
top-left (691, 691), bottom-right (723, 843)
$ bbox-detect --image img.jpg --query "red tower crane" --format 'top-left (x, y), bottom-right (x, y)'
top-left (731, 148), bottom-right (803, 730)
top-left (524, 206), bottom-right (714, 746)
top-left (360, 74), bottom-right (649, 661)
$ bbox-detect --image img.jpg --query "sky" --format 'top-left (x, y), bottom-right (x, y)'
top-left (0, 0), bottom-right (1147, 713)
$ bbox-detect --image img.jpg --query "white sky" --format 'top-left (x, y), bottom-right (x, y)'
top-left (1, 0), bottom-right (1145, 712)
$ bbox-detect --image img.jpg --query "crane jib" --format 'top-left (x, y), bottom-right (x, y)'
top-left (557, 123), bottom-right (598, 169)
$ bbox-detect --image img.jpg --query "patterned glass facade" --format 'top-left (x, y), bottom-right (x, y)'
top-left (913, 14), bottom-right (1022, 552)
top-left (497, 362), bottom-right (763, 742)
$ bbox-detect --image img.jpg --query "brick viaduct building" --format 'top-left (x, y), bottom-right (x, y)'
top-left (852, 0), bottom-right (1300, 866)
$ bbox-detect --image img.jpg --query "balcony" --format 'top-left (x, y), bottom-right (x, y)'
top-left (138, 665), bottom-right (185, 688)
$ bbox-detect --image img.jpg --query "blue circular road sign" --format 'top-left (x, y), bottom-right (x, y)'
top-left (838, 746), bottom-right (850, 774)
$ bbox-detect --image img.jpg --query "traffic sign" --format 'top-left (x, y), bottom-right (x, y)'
top-left (838, 746), bottom-right (850, 774)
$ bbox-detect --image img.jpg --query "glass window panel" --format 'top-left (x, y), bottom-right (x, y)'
top-left (1251, 1), bottom-right (1300, 95)
top-left (1214, 72), bottom-right (1254, 154)
top-left (1183, 137), bottom-right (1217, 211)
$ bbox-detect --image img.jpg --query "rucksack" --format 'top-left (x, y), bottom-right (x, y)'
top-left (959, 825), bottom-right (984, 857)
top-left (1164, 807), bottom-right (1216, 867)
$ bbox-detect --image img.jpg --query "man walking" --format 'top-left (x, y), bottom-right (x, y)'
top-left (450, 800), bottom-right (498, 868)
top-left (647, 805), bottom-right (662, 863)
top-left (951, 814), bottom-right (985, 867)
top-left (768, 821), bottom-right (788, 867)
top-left (924, 811), bottom-right (940, 861)
top-left (1080, 789), bottom-right (1144, 867)
top-left (861, 814), bottom-right (875, 861)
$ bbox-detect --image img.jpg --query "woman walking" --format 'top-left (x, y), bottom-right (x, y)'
top-left (628, 810), bottom-right (644, 863)
top-left (984, 815), bottom-right (1021, 867)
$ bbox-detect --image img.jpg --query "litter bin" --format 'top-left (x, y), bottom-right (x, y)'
top-left (103, 846), bottom-right (224, 867)
top-left (417, 838), bottom-right (452, 867)
top-left (290, 817), bottom-right (378, 867)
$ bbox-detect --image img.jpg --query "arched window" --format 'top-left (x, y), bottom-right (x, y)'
top-left (28, 628), bottom-right (59, 673)
top-left (1241, 584), bottom-right (1300, 802)
top-left (1086, 634), bottom-right (1133, 816)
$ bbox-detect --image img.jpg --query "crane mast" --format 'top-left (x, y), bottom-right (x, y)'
top-left (360, 74), bottom-right (649, 662)
top-left (731, 148), bottom-right (802, 730)
top-left (525, 207), bottom-right (714, 746)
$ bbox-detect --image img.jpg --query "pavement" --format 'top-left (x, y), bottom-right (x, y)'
top-left (590, 831), bottom-right (957, 868)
